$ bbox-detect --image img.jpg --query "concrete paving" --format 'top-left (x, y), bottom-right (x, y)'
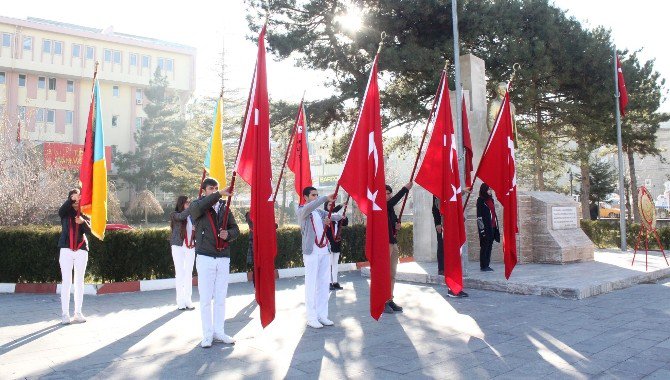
top-left (376, 249), bottom-right (670, 299)
top-left (1, 272), bottom-right (670, 379)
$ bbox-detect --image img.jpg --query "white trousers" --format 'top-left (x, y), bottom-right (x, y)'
top-left (59, 248), bottom-right (88, 316)
top-left (196, 255), bottom-right (230, 339)
top-left (171, 244), bottom-right (195, 308)
top-left (330, 251), bottom-right (340, 284)
top-left (303, 252), bottom-right (330, 322)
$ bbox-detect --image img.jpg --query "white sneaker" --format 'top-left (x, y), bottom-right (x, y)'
top-left (61, 314), bottom-right (71, 325)
top-left (213, 334), bottom-right (236, 344)
top-left (201, 337), bottom-right (213, 348)
top-left (307, 320), bottom-right (323, 329)
top-left (72, 313), bottom-right (86, 323)
top-left (318, 317), bottom-right (334, 326)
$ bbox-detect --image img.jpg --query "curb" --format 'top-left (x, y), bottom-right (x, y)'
top-left (0, 262), bottom-right (368, 295)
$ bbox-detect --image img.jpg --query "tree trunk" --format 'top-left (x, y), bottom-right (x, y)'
top-left (580, 159), bottom-right (591, 220)
top-left (280, 178), bottom-right (287, 227)
top-left (627, 149), bottom-right (640, 223)
top-left (144, 207), bottom-right (148, 225)
top-left (535, 107), bottom-right (545, 191)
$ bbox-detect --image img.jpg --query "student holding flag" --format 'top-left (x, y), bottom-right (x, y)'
top-left (169, 195), bottom-right (195, 310)
top-left (57, 189), bottom-right (91, 325)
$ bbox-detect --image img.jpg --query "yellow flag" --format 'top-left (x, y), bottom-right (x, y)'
top-left (203, 97), bottom-right (227, 188)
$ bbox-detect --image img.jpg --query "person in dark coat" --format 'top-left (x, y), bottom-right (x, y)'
top-left (324, 201), bottom-right (349, 290)
top-left (476, 183), bottom-right (500, 272)
top-left (431, 196), bottom-right (444, 276)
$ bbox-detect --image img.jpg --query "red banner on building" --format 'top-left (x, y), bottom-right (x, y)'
top-left (43, 142), bottom-right (112, 171)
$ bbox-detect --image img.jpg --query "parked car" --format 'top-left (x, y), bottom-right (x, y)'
top-left (105, 223), bottom-right (133, 231)
top-left (599, 202), bottom-right (620, 218)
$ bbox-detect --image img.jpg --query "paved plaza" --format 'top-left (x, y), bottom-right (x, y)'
top-left (1, 272), bottom-right (670, 379)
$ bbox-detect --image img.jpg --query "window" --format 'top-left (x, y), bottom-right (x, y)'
top-left (141, 55), bottom-right (149, 68)
top-left (47, 109), bottom-right (55, 123)
top-left (113, 50), bottom-right (121, 64)
top-left (36, 108), bottom-right (44, 122)
top-left (18, 74), bottom-right (26, 87)
top-left (112, 115), bottom-right (118, 127)
top-left (135, 117), bottom-right (142, 130)
top-left (135, 89), bottom-right (143, 102)
top-left (38, 77), bottom-right (46, 89)
top-left (157, 58), bottom-right (164, 70)
top-left (0, 72), bottom-right (5, 85)
top-left (72, 44), bottom-right (81, 58)
top-left (54, 41), bottom-right (62, 55)
top-left (104, 49), bottom-right (112, 62)
top-left (2, 33), bottom-right (11, 47)
top-left (23, 36), bottom-right (32, 51)
top-left (130, 53), bottom-right (137, 66)
top-left (166, 59), bottom-right (174, 71)
top-left (43, 39), bottom-right (51, 54)
top-left (48, 77), bottom-right (56, 91)
top-left (67, 80), bottom-right (74, 93)
top-left (65, 111), bottom-right (73, 124)
top-left (113, 86), bottom-right (119, 97)
top-left (86, 46), bottom-right (94, 60)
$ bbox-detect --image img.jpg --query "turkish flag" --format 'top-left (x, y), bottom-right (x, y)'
top-left (616, 56), bottom-right (628, 117)
top-left (462, 95), bottom-right (474, 189)
top-left (235, 25), bottom-right (277, 327)
top-left (287, 101), bottom-right (313, 205)
top-left (338, 54), bottom-right (391, 320)
top-left (415, 73), bottom-right (465, 294)
top-left (477, 89), bottom-right (518, 279)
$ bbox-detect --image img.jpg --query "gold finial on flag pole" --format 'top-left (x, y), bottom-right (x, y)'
top-left (377, 31), bottom-right (387, 54)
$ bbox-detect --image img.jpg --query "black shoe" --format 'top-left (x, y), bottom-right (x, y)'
top-left (480, 267), bottom-right (494, 272)
top-left (178, 307), bottom-right (186, 311)
top-left (447, 290), bottom-right (469, 298)
top-left (383, 303), bottom-right (395, 314)
top-left (388, 300), bottom-right (403, 312)
top-left (329, 283), bottom-right (336, 291)
top-left (333, 282), bottom-right (343, 290)
top-left (437, 270), bottom-right (444, 276)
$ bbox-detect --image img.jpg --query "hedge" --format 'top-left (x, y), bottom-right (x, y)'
top-left (0, 223), bottom-right (413, 283)
top-left (580, 220), bottom-right (670, 250)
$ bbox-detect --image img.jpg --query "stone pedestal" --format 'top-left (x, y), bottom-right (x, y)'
top-left (412, 185), bottom-right (436, 263)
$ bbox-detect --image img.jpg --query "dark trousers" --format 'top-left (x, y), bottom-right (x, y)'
top-left (480, 236), bottom-right (493, 269)
top-left (436, 232), bottom-right (444, 272)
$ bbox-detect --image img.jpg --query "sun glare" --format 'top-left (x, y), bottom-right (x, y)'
top-left (335, 5), bottom-right (364, 33)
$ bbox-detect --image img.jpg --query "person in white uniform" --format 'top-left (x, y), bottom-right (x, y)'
top-left (170, 195), bottom-right (196, 310)
top-left (297, 187), bottom-right (342, 329)
top-left (57, 189), bottom-right (91, 325)
top-left (189, 178), bottom-right (238, 348)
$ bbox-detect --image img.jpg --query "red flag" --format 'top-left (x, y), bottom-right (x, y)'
top-left (477, 89), bottom-right (518, 279)
top-left (461, 95), bottom-right (474, 189)
top-left (415, 74), bottom-right (465, 294)
top-left (338, 54), bottom-right (391, 320)
top-left (235, 25), bottom-right (277, 327)
top-left (616, 56), bottom-right (628, 117)
top-left (287, 101), bottom-right (312, 205)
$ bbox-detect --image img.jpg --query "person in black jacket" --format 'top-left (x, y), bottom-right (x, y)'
top-left (189, 178), bottom-right (238, 348)
top-left (324, 201), bottom-right (349, 290)
top-left (57, 188), bottom-right (91, 325)
top-left (384, 182), bottom-right (413, 313)
top-left (476, 183), bottom-right (500, 272)
top-left (431, 197), bottom-right (444, 276)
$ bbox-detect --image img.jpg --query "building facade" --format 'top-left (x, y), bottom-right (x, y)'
top-left (0, 16), bottom-right (196, 170)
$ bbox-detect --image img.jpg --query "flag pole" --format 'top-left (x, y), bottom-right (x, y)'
top-left (463, 63), bottom-right (520, 209)
top-left (614, 46), bottom-right (627, 251)
top-left (273, 92), bottom-right (305, 202)
top-left (397, 61), bottom-right (448, 223)
top-left (319, 32), bottom-right (386, 246)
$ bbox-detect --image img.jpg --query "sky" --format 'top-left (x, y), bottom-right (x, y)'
top-left (3, 0), bottom-right (669, 112)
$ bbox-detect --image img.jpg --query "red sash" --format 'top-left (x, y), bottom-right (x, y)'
top-left (310, 214), bottom-right (328, 248)
top-left (68, 217), bottom-right (84, 251)
top-left (206, 209), bottom-right (227, 251)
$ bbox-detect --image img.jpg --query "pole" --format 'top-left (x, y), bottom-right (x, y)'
top-left (614, 47), bottom-right (627, 251)
top-left (452, 0), bottom-right (468, 274)
top-left (397, 65), bottom-right (447, 222)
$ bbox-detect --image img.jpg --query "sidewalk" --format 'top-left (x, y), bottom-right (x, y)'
top-left (1, 272), bottom-right (670, 379)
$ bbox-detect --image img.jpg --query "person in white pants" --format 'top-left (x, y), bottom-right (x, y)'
top-left (297, 187), bottom-right (342, 329)
top-left (170, 195), bottom-right (196, 310)
top-left (57, 189), bottom-right (90, 325)
top-left (189, 178), bottom-right (238, 348)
